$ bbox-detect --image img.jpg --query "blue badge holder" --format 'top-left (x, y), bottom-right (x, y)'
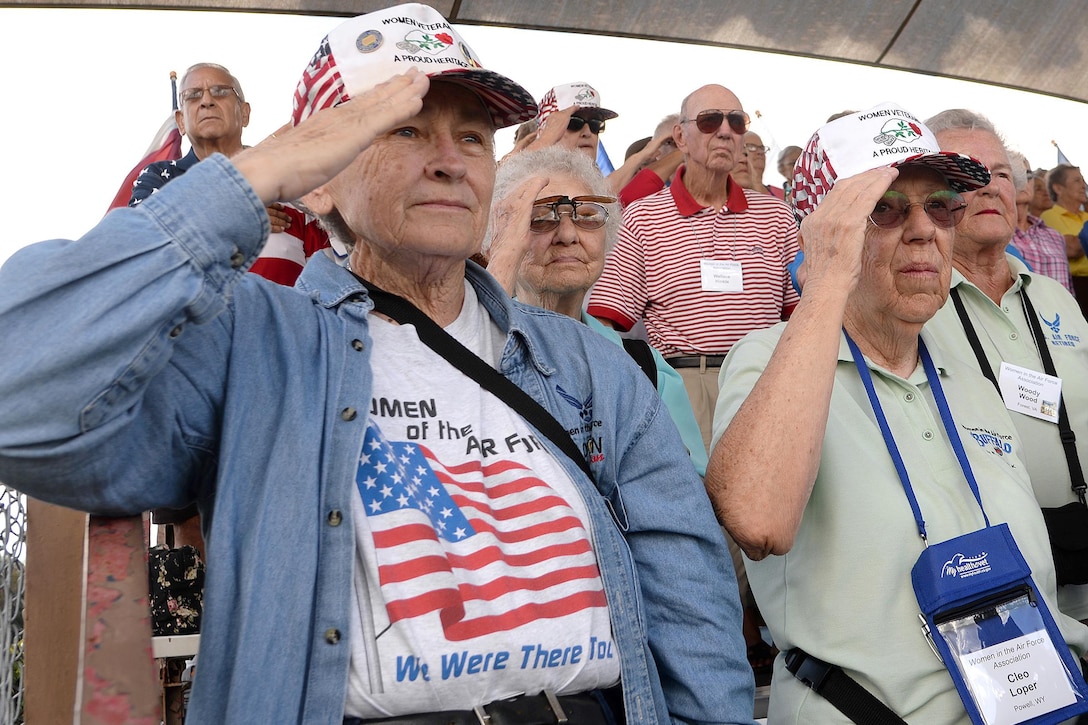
top-left (913, 523), bottom-right (1088, 725)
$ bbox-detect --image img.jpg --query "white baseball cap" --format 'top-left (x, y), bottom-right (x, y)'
top-left (291, 3), bottom-right (536, 129)
top-left (536, 81), bottom-right (618, 129)
top-left (792, 102), bottom-right (991, 219)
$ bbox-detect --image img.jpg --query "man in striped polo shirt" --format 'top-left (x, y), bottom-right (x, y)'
top-left (587, 83), bottom-right (800, 452)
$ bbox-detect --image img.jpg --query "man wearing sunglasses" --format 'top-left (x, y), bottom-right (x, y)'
top-left (589, 86), bottom-right (801, 686)
top-left (588, 83), bottom-right (800, 452)
top-left (926, 109), bottom-right (1088, 627)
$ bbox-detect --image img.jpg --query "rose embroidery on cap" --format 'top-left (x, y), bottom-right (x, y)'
top-left (874, 119), bottom-right (922, 146)
top-left (397, 30), bottom-right (454, 55)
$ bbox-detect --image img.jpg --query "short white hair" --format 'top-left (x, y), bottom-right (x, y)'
top-left (180, 62), bottom-right (246, 102)
top-left (487, 147), bottom-right (618, 254)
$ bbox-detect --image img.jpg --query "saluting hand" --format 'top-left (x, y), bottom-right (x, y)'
top-left (233, 70), bottom-right (430, 206)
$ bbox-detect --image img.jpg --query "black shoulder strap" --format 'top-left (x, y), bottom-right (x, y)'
top-left (621, 338), bottom-right (657, 389)
top-left (361, 278), bottom-right (594, 480)
top-left (950, 287), bottom-right (1000, 393)
top-left (785, 648), bottom-right (907, 725)
top-left (1020, 291), bottom-right (1087, 503)
top-left (952, 286), bottom-right (1087, 503)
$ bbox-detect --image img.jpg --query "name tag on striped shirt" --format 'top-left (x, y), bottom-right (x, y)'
top-left (700, 259), bottom-right (743, 292)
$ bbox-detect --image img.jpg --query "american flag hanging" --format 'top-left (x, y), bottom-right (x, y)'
top-left (356, 421), bottom-right (607, 642)
top-left (106, 115), bottom-right (183, 212)
top-left (106, 72), bottom-right (183, 212)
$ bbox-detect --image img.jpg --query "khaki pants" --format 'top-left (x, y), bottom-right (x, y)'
top-left (674, 362), bottom-right (722, 452)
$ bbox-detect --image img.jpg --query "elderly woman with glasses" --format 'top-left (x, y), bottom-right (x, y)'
top-left (705, 104), bottom-right (1088, 723)
top-left (484, 146), bottom-right (708, 476)
top-left (0, 5), bottom-right (759, 721)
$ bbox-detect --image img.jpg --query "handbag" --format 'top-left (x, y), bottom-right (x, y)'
top-left (951, 288), bottom-right (1088, 585)
top-left (148, 534), bottom-right (205, 636)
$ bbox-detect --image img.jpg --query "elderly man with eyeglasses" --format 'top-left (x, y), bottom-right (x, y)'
top-left (587, 84), bottom-right (800, 452)
top-left (129, 63), bottom-right (251, 206)
top-left (128, 62), bottom-right (335, 551)
top-left (731, 131), bottom-right (784, 200)
top-left (129, 64), bottom-right (334, 287)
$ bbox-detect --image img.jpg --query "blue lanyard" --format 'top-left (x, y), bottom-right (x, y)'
top-left (844, 330), bottom-right (991, 543)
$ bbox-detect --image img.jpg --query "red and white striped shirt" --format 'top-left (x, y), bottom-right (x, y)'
top-left (587, 166), bottom-right (800, 356)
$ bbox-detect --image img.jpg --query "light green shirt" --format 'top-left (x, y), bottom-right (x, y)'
top-left (713, 323), bottom-right (1088, 724)
top-left (927, 255), bottom-right (1088, 620)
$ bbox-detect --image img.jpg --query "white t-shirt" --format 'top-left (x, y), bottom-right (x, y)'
top-left (344, 282), bottom-right (619, 717)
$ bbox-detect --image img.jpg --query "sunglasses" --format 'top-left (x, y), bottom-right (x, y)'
top-left (868, 189), bottom-right (967, 229)
top-left (680, 109), bottom-right (750, 135)
top-left (567, 116), bottom-right (606, 135)
top-left (530, 195), bottom-right (615, 232)
top-left (180, 85), bottom-right (239, 103)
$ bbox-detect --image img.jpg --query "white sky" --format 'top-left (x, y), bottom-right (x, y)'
top-left (1, 7), bottom-right (1086, 267)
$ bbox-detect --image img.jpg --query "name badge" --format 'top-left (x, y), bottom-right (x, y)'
top-left (700, 259), bottom-right (743, 292)
top-left (913, 524), bottom-right (1088, 725)
top-left (946, 615), bottom-right (1076, 725)
top-left (998, 362), bottom-right (1061, 424)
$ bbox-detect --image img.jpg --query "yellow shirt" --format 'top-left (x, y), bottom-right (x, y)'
top-left (1040, 204), bottom-right (1088, 276)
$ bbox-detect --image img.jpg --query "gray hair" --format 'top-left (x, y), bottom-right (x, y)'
top-left (311, 205), bottom-right (356, 253)
top-left (778, 145), bottom-right (802, 165)
top-left (180, 62), bottom-right (246, 102)
top-left (926, 108), bottom-right (1014, 186)
top-left (1008, 150), bottom-right (1029, 192)
top-left (925, 108), bottom-right (999, 138)
top-left (486, 146), bottom-right (619, 254)
top-left (655, 113), bottom-right (679, 138)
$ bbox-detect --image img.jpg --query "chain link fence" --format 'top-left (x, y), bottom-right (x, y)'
top-left (0, 486), bottom-right (25, 725)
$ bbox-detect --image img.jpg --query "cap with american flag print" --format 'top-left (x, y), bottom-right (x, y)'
top-left (535, 81), bottom-right (618, 131)
top-left (792, 102), bottom-right (991, 220)
top-left (291, 3), bottom-right (537, 129)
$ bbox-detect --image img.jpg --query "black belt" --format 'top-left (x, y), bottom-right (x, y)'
top-left (344, 689), bottom-right (615, 725)
top-left (666, 355), bottom-right (726, 369)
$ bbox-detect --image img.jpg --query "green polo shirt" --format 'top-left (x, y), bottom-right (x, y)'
top-left (927, 256), bottom-right (1088, 621)
top-left (713, 323), bottom-right (1088, 723)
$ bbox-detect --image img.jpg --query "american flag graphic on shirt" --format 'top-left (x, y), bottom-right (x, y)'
top-left (356, 421), bottom-right (607, 641)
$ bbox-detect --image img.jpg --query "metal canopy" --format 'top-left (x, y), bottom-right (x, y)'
top-left (8, 0), bottom-right (1087, 104)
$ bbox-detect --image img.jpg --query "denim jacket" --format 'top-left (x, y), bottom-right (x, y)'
top-left (0, 155), bottom-right (753, 724)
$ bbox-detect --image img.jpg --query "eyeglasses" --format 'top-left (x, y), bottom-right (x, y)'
top-left (680, 109), bottom-right (750, 135)
top-left (566, 116), bottom-right (606, 135)
top-left (744, 143), bottom-right (770, 155)
top-left (179, 85), bottom-right (239, 103)
top-left (530, 195), bottom-right (615, 232)
top-left (868, 189), bottom-right (967, 229)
